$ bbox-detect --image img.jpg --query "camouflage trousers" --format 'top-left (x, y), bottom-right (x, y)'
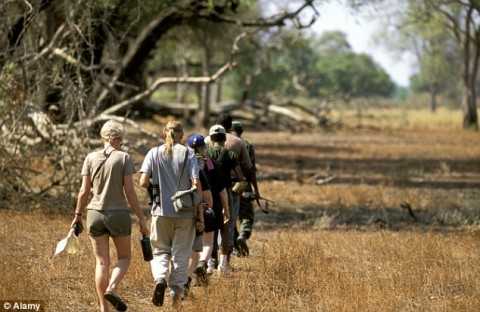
top-left (237, 197), bottom-right (255, 240)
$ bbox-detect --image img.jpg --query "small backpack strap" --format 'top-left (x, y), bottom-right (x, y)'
top-left (91, 148), bottom-right (113, 185)
top-left (175, 148), bottom-right (189, 191)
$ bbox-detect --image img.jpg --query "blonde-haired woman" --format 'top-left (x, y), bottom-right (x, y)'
top-left (139, 120), bottom-right (200, 307)
top-left (71, 120), bottom-right (149, 312)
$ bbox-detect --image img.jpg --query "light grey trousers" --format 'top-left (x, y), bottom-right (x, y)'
top-left (150, 216), bottom-right (195, 294)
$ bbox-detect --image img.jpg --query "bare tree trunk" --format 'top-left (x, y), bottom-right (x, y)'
top-left (241, 74), bottom-right (252, 105)
top-left (41, 3), bottom-right (64, 117)
top-left (176, 59), bottom-right (190, 120)
top-left (462, 81), bottom-right (478, 129)
top-left (0, 0), bottom-right (54, 72)
top-left (216, 78), bottom-right (223, 103)
top-left (197, 44), bottom-right (211, 128)
top-left (430, 86), bottom-right (437, 113)
top-left (460, 5), bottom-right (478, 130)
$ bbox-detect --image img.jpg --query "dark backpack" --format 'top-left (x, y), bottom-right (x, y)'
top-left (208, 146), bottom-right (235, 187)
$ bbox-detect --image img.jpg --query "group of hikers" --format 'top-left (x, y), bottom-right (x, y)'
top-left (70, 114), bottom-right (260, 311)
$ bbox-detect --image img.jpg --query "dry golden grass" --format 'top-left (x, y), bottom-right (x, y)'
top-left (330, 107), bottom-right (475, 131)
top-left (1, 211), bottom-right (480, 311)
top-left (2, 108), bottom-right (480, 311)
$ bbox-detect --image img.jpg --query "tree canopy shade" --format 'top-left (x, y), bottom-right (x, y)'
top-left (0, 0), bottom-right (319, 126)
top-left (0, 0), bottom-right (322, 204)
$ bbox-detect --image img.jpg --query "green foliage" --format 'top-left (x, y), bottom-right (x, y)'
top-left (313, 30), bottom-right (352, 54)
top-left (313, 51), bottom-right (395, 99)
top-left (402, 2), bottom-right (461, 100)
top-left (393, 85), bottom-right (409, 101)
top-left (229, 29), bottom-right (395, 101)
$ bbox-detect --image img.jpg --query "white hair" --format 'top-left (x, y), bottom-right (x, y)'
top-left (100, 120), bottom-right (123, 140)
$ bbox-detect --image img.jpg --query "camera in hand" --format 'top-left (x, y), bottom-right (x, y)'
top-left (140, 235), bottom-right (153, 262)
top-left (151, 184), bottom-right (161, 205)
top-left (73, 222), bottom-right (83, 236)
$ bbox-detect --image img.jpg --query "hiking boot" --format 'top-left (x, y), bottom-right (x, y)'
top-left (152, 278), bottom-right (167, 306)
top-left (194, 260), bottom-right (208, 286)
top-left (236, 237), bottom-right (249, 257)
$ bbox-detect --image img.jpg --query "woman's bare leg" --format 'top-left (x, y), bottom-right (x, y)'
top-left (107, 235), bottom-right (131, 293)
top-left (200, 231), bottom-right (214, 262)
top-left (90, 235), bottom-right (111, 312)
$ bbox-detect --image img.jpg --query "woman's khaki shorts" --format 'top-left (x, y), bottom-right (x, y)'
top-left (86, 210), bottom-right (132, 237)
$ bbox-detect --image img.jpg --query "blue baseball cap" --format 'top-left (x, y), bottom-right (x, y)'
top-left (187, 134), bottom-right (205, 148)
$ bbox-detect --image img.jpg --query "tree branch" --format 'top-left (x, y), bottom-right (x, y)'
top-left (99, 62), bottom-right (236, 117)
top-left (96, 29), bottom-right (248, 117)
top-left (93, 7), bottom-right (184, 113)
top-left (0, 0), bottom-right (55, 71)
top-left (93, 0), bottom-right (318, 113)
top-left (197, 0), bottom-right (317, 28)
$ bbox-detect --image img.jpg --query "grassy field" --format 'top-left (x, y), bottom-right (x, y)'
top-left (1, 108), bottom-right (480, 311)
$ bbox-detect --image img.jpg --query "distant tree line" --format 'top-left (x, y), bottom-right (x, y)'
top-left (355, 0), bottom-right (480, 129)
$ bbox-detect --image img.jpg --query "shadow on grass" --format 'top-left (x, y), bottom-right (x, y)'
top-left (256, 143), bottom-right (357, 155)
top-left (255, 203), bottom-right (480, 232)
top-left (256, 152), bottom-right (480, 190)
top-left (329, 176), bottom-right (480, 190)
top-left (256, 154), bottom-right (480, 175)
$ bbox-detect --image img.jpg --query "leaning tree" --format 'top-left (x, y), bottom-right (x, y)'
top-left (0, 0), bottom-right (319, 208)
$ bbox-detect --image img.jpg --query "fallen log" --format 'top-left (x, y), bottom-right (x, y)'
top-left (268, 104), bottom-right (318, 126)
top-left (315, 175), bottom-right (336, 185)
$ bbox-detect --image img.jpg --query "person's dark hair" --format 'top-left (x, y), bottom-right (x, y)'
top-left (210, 133), bottom-right (226, 143)
top-left (216, 113), bottom-right (232, 131)
top-left (232, 122), bottom-right (243, 136)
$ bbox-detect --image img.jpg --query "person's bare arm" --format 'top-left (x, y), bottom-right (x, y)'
top-left (203, 189), bottom-right (213, 208)
top-left (192, 177), bottom-right (199, 189)
top-left (196, 189), bottom-right (212, 233)
top-left (71, 175), bottom-right (91, 228)
top-left (249, 145), bottom-right (261, 198)
top-left (124, 175), bottom-right (149, 236)
top-left (250, 171), bottom-right (261, 199)
top-left (139, 173), bottom-right (150, 188)
top-left (219, 189), bottom-right (230, 224)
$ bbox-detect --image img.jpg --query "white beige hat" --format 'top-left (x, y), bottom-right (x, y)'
top-left (209, 124), bottom-right (226, 136)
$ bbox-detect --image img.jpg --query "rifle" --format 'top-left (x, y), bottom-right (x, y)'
top-left (242, 192), bottom-right (274, 214)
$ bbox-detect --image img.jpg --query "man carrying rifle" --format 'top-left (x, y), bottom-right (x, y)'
top-left (231, 121), bottom-right (259, 257)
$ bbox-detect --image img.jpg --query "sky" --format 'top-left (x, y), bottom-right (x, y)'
top-left (308, 1), bottom-right (417, 87)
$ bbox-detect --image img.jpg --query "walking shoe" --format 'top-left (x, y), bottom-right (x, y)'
top-left (194, 260), bottom-right (208, 286)
top-left (206, 258), bottom-right (217, 275)
top-left (184, 277), bottom-right (192, 296)
top-left (152, 279), bottom-right (167, 306)
top-left (217, 263), bottom-right (231, 276)
top-left (104, 291), bottom-right (127, 312)
top-left (236, 237), bottom-right (249, 257)
top-left (170, 289), bottom-right (182, 308)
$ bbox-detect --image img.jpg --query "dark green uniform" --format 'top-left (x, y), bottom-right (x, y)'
top-left (238, 140), bottom-right (256, 240)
